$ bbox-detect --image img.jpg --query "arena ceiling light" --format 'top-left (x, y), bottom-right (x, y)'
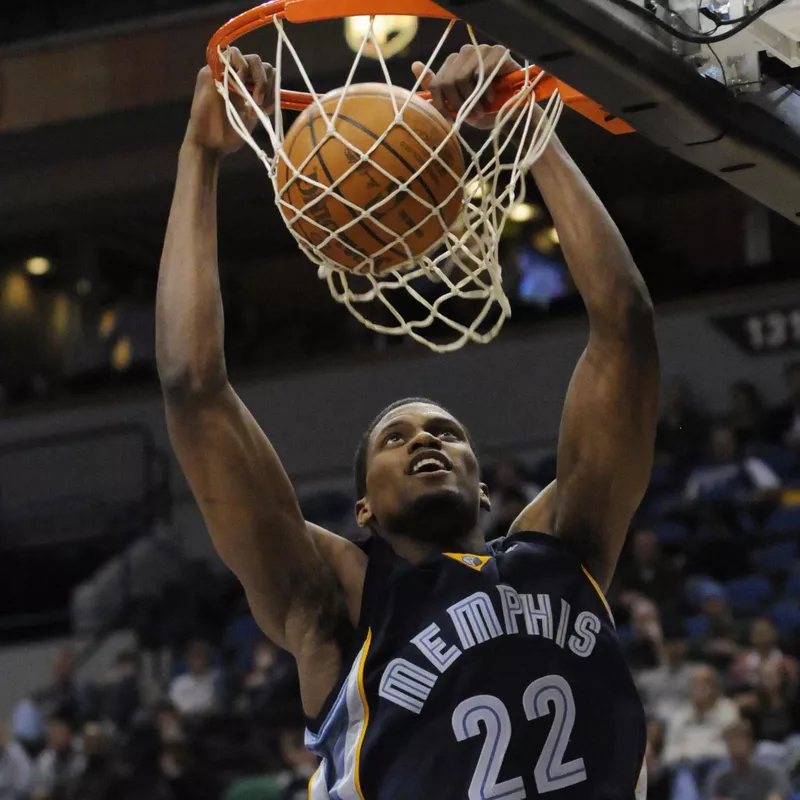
top-left (344, 15), bottom-right (419, 59)
top-left (25, 256), bottom-right (51, 276)
top-left (508, 202), bottom-right (539, 223)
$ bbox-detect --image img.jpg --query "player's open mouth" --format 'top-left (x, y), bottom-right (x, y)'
top-left (407, 451), bottom-right (452, 476)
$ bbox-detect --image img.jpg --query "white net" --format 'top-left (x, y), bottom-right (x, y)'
top-left (216, 17), bottom-right (564, 352)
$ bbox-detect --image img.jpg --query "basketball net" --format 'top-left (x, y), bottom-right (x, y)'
top-left (215, 19), bottom-right (564, 352)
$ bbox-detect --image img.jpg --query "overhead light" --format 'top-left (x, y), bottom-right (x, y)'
top-left (547, 226), bottom-right (560, 244)
top-left (344, 15), bottom-right (418, 60)
top-left (76, 278), bottom-right (92, 296)
top-left (508, 202), bottom-right (538, 223)
top-left (25, 256), bottom-right (51, 276)
top-left (467, 179), bottom-right (487, 200)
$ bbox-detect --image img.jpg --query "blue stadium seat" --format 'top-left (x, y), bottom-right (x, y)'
top-left (769, 601), bottom-right (800, 637)
top-left (684, 614), bottom-right (710, 639)
top-left (653, 520), bottom-right (690, 545)
top-left (723, 574), bottom-right (773, 613)
top-left (764, 506), bottom-right (800, 537)
top-left (753, 541), bottom-right (799, 571)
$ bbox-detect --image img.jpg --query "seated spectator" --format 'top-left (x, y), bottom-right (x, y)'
top-left (705, 719), bottom-right (790, 800)
top-left (729, 618), bottom-right (799, 742)
top-left (622, 597), bottom-right (662, 671)
top-left (483, 459), bottom-right (541, 537)
top-left (616, 528), bottom-right (685, 616)
top-left (154, 702), bottom-right (185, 747)
top-left (37, 649), bottom-right (90, 727)
top-left (644, 721), bottom-right (671, 800)
top-left (0, 722), bottom-right (32, 800)
top-left (729, 618), bottom-right (799, 698)
top-left (769, 360), bottom-right (800, 448)
top-left (169, 641), bottom-right (221, 717)
top-left (637, 622), bottom-right (701, 721)
top-left (684, 424), bottom-right (781, 507)
top-left (64, 723), bottom-right (117, 800)
top-left (655, 376), bottom-right (709, 471)
top-left (663, 665), bottom-right (740, 768)
top-left (687, 511), bottom-right (752, 582)
top-left (31, 715), bottom-right (85, 800)
top-left (688, 585), bottom-right (747, 671)
top-left (223, 725), bottom-right (317, 800)
top-left (11, 698), bottom-right (44, 757)
top-left (159, 735), bottom-right (220, 800)
top-left (729, 380), bottom-right (769, 448)
top-left (101, 651), bottom-right (141, 733)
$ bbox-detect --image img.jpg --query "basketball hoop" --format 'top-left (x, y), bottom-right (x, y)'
top-left (207, 0), bottom-right (632, 352)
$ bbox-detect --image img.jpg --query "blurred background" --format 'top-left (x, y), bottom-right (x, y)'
top-left (2, 2), bottom-right (800, 800)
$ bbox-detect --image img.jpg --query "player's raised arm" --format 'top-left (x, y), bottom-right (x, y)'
top-left (156, 51), bottom-right (360, 671)
top-left (528, 123), bottom-right (659, 593)
top-left (423, 46), bottom-right (659, 589)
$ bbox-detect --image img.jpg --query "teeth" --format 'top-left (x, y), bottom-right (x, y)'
top-left (412, 457), bottom-right (447, 474)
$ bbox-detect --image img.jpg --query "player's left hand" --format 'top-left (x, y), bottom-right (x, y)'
top-left (412, 44), bottom-right (522, 130)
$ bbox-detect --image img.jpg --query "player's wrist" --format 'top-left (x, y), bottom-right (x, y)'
top-left (180, 132), bottom-right (225, 165)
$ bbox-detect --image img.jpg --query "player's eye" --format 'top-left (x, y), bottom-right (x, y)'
top-left (439, 428), bottom-right (460, 440)
top-left (384, 432), bottom-right (404, 446)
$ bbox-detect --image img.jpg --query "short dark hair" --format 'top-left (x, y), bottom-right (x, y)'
top-left (353, 397), bottom-right (474, 499)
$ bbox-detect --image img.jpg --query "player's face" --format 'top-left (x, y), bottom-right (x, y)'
top-left (357, 403), bottom-right (489, 543)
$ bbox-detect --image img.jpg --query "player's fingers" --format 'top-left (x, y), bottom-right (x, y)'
top-left (227, 46), bottom-right (246, 75)
top-left (244, 54), bottom-right (266, 106)
top-left (411, 61), bottom-right (434, 91)
top-left (428, 53), bottom-right (456, 118)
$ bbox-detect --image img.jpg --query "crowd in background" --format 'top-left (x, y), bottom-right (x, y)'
top-left (3, 361), bottom-right (800, 800)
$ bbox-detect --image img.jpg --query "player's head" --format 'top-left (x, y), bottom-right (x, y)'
top-left (354, 398), bottom-right (489, 544)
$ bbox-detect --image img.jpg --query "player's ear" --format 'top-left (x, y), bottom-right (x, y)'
top-left (356, 497), bottom-right (374, 528)
top-left (479, 482), bottom-right (491, 512)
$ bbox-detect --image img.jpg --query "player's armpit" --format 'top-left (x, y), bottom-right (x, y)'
top-left (165, 383), bottom-right (365, 654)
top-left (554, 303), bottom-right (659, 592)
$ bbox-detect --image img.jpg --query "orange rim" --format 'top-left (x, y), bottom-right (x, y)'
top-left (206, 0), bottom-right (634, 132)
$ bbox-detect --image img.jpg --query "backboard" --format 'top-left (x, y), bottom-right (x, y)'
top-left (433, 0), bottom-right (800, 226)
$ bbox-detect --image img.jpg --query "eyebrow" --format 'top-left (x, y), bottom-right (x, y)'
top-left (377, 414), bottom-right (463, 439)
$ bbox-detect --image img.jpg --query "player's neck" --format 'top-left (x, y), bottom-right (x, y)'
top-left (382, 528), bottom-right (487, 564)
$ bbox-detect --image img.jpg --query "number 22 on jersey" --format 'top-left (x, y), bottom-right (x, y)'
top-left (452, 674), bottom-right (587, 799)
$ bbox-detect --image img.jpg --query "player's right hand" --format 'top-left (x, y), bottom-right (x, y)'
top-left (185, 47), bottom-right (275, 155)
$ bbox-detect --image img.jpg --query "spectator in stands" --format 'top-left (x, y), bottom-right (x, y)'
top-left (729, 380), bottom-right (769, 448)
top-left (223, 725), bottom-right (317, 800)
top-left (769, 360), bottom-right (800, 448)
top-left (705, 719), bottom-right (790, 800)
top-left (102, 650), bottom-right (141, 733)
top-left (159, 734), bottom-right (219, 800)
top-left (622, 597), bottom-right (662, 671)
top-left (684, 423), bottom-right (781, 508)
top-left (637, 621), bottom-right (700, 721)
top-left (38, 649), bottom-right (88, 727)
top-left (64, 723), bottom-right (117, 800)
top-left (689, 584), bottom-right (747, 671)
top-left (655, 376), bottom-right (708, 471)
top-left (616, 528), bottom-right (685, 616)
top-left (730, 618), bottom-right (799, 698)
top-left (0, 722), bottom-right (32, 800)
top-left (482, 459), bottom-right (541, 538)
top-left (31, 715), bottom-right (85, 800)
top-left (663, 664), bottom-right (740, 769)
top-left (687, 511), bottom-right (753, 582)
top-left (729, 618), bottom-right (799, 742)
top-left (154, 702), bottom-right (184, 746)
top-left (168, 640), bottom-right (221, 716)
top-left (644, 721), bottom-right (670, 800)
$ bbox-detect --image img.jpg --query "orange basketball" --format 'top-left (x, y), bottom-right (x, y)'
top-left (276, 83), bottom-right (465, 274)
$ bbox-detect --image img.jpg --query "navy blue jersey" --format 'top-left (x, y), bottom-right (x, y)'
top-left (306, 531), bottom-right (647, 800)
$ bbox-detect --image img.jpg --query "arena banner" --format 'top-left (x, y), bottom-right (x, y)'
top-left (712, 304), bottom-right (800, 355)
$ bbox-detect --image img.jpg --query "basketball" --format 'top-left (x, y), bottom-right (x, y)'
top-left (275, 83), bottom-right (466, 274)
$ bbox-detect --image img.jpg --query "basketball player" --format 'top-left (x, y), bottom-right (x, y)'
top-left (157, 44), bottom-right (659, 799)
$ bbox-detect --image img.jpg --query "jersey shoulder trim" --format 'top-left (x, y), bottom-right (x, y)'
top-left (580, 565), bottom-right (614, 625)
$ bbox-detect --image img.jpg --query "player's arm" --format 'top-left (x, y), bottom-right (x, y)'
top-left (157, 52), bottom-right (364, 662)
top-left (421, 47), bottom-right (659, 589)
top-left (528, 128), bottom-right (659, 592)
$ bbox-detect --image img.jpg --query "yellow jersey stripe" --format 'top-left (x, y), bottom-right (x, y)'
top-left (353, 628), bottom-right (373, 800)
top-left (581, 565), bottom-right (614, 622)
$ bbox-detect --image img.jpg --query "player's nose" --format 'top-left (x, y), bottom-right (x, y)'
top-left (408, 430), bottom-right (441, 452)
